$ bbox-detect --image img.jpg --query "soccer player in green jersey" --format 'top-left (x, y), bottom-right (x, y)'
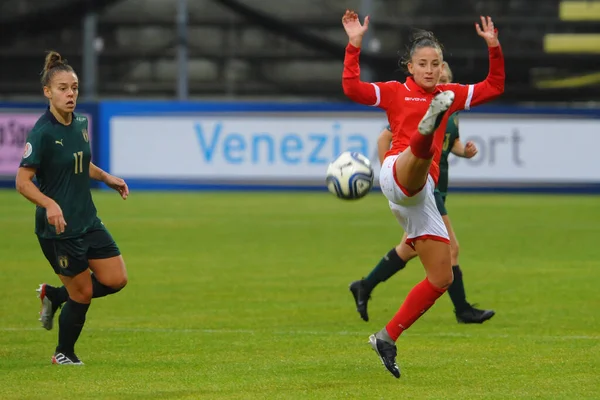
top-left (15, 51), bottom-right (129, 365)
top-left (350, 62), bottom-right (495, 324)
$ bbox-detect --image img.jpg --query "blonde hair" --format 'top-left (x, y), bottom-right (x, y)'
top-left (442, 61), bottom-right (453, 82)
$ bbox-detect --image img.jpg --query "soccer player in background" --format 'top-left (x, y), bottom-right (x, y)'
top-left (342, 10), bottom-right (504, 378)
top-left (15, 51), bottom-right (129, 365)
top-left (350, 62), bottom-right (495, 325)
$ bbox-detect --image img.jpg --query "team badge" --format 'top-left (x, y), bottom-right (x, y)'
top-left (82, 128), bottom-right (89, 143)
top-left (57, 256), bottom-right (69, 269)
top-left (23, 142), bottom-right (32, 158)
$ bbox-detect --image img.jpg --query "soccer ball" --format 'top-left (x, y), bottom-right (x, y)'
top-left (326, 151), bottom-right (374, 200)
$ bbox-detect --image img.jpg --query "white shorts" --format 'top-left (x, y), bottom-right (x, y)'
top-left (379, 154), bottom-right (449, 249)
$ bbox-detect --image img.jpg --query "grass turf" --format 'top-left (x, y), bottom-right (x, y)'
top-left (0, 190), bottom-right (598, 399)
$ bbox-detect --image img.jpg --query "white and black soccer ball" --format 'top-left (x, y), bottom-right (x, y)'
top-left (326, 151), bottom-right (374, 200)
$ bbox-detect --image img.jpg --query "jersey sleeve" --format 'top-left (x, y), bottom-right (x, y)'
top-left (448, 113), bottom-right (459, 139)
top-left (19, 127), bottom-right (45, 169)
top-left (442, 45), bottom-right (505, 112)
top-left (342, 43), bottom-right (399, 110)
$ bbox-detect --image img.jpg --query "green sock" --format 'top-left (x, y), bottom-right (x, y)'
top-left (47, 285), bottom-right (69, 305)
top-left (56, 298), bottom-right (90, 355)
top-left (364, 248), bottom-right (407, 291)
top-left (91, 274), bottom-right (122, 298)
top-left (448, 265), bottom-right (470, 312)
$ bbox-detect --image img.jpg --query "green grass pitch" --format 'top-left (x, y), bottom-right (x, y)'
top-left (0, 189), bottom-right (599, 399)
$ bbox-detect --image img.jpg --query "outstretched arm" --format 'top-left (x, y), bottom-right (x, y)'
top-left (443, 16), bottom-right (505, 111)
top-left (341, 10), bottom-right (398, 108)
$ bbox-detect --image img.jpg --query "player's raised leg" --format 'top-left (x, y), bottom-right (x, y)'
top-left (37, 283), bottom-right (68, 330)
top-left (88, 255), bottom-right (128, 297)
top-left (394, 91), bottom-right (455, 194)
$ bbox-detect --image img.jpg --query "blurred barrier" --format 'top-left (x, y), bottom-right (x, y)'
top-left (0, 102), bottom-right (98, 186)
top-left (2, 101), bottom-right (600, 193)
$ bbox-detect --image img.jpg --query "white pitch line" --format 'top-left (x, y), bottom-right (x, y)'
top-left (0, 327), bottom-right (598, 341)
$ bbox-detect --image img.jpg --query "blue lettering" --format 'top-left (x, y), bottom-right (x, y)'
top-left (308, 134), bottom-right (328, 164)
top-left (252, 135), bottom-right (275, 164)
top-left (195, 122), bottom-right (221, 162)
top-left (195, 123), bottom-right (372, 166)
top-left (223, 134), bottom-right (246, 164)
top-left (332, 123), bottom-right (341, 159)
top-left (347, 135), bottom-right (369, 155)
top-left (280, 134), bottom-right (303, 164)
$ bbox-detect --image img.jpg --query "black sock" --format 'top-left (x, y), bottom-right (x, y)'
top-left (363, 248), bottom-right (407, 291)
top-left (56, 298), bottom-right (90, 355)
top-left (91, 273), bottom-right (121, 298)
top-left (448, 265), bottom-right (470, 312)
top-left (47, 285), bottom-right (69, 306)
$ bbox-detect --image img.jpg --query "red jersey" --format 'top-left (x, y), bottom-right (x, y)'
top-left (342, 43), bottom-right (505, 184)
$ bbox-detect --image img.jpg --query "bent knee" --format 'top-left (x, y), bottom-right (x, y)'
top-left (431, 274), bottom-right (453, 290)
top-left (428, 267), bottom-right (454, 289)
top-left (113, 274), bottom-right (128, 290)
top-left (71, 286), bottom-right (93, 303)
top-left (119, 275), bottom-right (128, 289)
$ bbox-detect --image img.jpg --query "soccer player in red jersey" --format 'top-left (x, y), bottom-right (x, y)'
top-left (341, 10), bottom-right (504, 378)
top-left (350, 62), bottom-right (495, 325)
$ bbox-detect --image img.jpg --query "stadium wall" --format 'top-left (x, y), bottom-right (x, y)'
top-left (1, 101), bottom-right (599, 193)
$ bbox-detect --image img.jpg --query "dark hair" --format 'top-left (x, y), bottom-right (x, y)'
top-left (40, 51), bottom-right (74, 87)
top-left (399, 29), bottom-right (444, 74)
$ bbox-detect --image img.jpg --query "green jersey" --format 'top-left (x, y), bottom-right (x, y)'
top-left (436, 112), bottom-right (460, 195)
top-left (20, 109), bottom-right (100, 239)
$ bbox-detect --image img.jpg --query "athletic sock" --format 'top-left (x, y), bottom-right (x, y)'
top-left (385, 278), bottom-right (447, 341)
top-left (47, 285), bottom-right (69, 305)
top-left (409, 130), bottom-right (435, 159)
top-left (91, 274), bottom-right (121, 298)
top-left (364, 248), bottom-right (407, 291)
top-left (56, 298), bottom-right (90, 354)
top-left (448, 265), bottom-right (470, 312)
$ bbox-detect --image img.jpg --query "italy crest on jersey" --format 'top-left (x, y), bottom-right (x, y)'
top-left (58, 256), bottom-right (69, 269)
top-left (82, 128), bottom-right (89, 143)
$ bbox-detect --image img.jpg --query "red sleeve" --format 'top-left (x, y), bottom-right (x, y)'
top-left (442, 45), bottom-right (505, 113)
top-left (342, 43), bottom-right (398, 110)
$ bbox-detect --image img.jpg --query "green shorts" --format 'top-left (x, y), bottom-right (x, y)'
top-left (434, 190), bottom-right (448, 216)
top-left (37, 226), bottom-right (121, 277)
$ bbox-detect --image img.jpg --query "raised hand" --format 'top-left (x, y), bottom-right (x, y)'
top-left (475, 16), bottom-right (499, 47)
top-left (342, 9), bottom-right (369, 48)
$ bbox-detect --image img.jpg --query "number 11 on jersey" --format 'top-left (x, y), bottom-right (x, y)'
top-left (73, 151), bottom-right (83, 174)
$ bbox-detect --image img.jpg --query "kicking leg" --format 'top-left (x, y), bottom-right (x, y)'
top-left (88, 255), bottom-right (128, 298)
top-left (394, 91), bottom-right (455, 193)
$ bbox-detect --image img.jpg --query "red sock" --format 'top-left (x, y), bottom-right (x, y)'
top-left (409, 131), bottom-right (435, 159)
top-left (385, 278), bottom-right (447, 341)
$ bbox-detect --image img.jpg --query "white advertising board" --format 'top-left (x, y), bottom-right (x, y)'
top-left (450, 115), bottom-right (600, 183)
top-left (110, 116), bottom-right (386, 181)
top-left (109, 114), bottom-right (600, 184)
